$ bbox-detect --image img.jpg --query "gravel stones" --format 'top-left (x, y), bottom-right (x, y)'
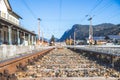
top-left (16, 48), bottom-right (120, 79)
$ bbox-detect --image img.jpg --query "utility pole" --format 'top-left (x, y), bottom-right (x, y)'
top-left (38, 18), bottom-right (41, 40)
top-left (74, 31), bottom-right (76, 46)
top-left (69, 35), bottom-right (71, 45)
top-left (87, 15), bottom-right (94, 45)
top-left (42, 31), bottom-right (44, 45)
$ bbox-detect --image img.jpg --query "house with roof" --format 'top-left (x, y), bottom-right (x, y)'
top-left (0, 0), bottom-right (36, 45)
top-left (107, 35), bottom-right (120, 44)
top-left (93, 36), bottom-right (107, 45)
top-left (86, 35), bottom-right (120, 45)
top-left (108, 35), bottom-right (120, 40)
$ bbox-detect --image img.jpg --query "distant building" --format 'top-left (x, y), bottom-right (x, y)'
top-left (93, 36), bottom-right (106, 45)
top-left (108, 35), bottom-right (120, 40)
top-left (0, 0), bottom-right (36, 45)
top-left (76, 40), bottom-right (86, 45)
top-left (107, 35), bottom-right (120, 44)
top-left (86, 35), bottom-right (120, 45)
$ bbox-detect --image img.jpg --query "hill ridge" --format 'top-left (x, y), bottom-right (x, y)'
top-left (59, 23), bottom-right (120, 41)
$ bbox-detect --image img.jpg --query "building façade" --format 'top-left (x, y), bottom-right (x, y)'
top-left (0, 0), bottom-right (36, 45)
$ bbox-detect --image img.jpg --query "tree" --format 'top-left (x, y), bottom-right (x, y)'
top-left (50, 35), bottom-right (55, 46)
top-left (104, 35), bottom-right (110, 40)
top-left (65, 39), bottom-right (70, 45)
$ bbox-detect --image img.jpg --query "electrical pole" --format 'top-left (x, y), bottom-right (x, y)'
top-left (69, 35), bottom-right (71, 45)
top-left (87, 15), bottom-right (94, 45)
top-left (42, 31), bottom-right (44, 45)
top-left (38, 18), bottom-right (41, 41)
top-left (74, 31), bottom-right (76, 46)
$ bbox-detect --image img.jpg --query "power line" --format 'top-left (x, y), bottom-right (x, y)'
top-left (94, 1), bottom-right (113, 17)
top-left (59, 0), bottom-right (62, 27)
top-left (59, 0), bottom-right (62, 20)
top-left (97, 2), bottom-right (120, 19)
top-left (22, 0), bottom-right (40, 35)
top-left (80, 0), bottom-right (103, 22)
top-left (22, 0), bottom-right (37, 19)
top-left (85, 1), bottom-right (114, 24)
top-left (91, 2), bottom-right (113, 23)
top-left (58, 0), bottom-right (62, 36)
top-left (107, 11), bottom-right (120, 22)
top-left (87, 0), bottom-right (103, 15)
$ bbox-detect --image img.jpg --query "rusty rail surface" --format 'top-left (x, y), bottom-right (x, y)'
top-left (0, 48), bottom-right (54, 76)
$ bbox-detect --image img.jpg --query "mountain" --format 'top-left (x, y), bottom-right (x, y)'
top-left (59, 23), bottom-right (120, 41)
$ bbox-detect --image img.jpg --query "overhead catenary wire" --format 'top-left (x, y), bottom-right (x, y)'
top-left (80, 0), bottom-right (103, 22)
top-left (22, 0), bottom-right (46, 34)
top-left (87, 0), bottom-right (103, 15)
top-left (94, 1), bottom-right (113, 17)
top-left (93, 1), bottom-right (120, 24)
top-left (81, 0), bottom-right (115, 25)
top-left (59, 0), bottom-right (62, 20)
top-left (58, 0), bottom-right (62, 30)
top-left (57, 0), bottom-right (62, 38)
top-left (100, 2), bottom-right (120, 22)
top-left (22, 0), bottom-right (37, 19)
top-left (106, 11), bottom-right (120, 23)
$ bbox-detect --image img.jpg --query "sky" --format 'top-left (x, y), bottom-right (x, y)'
top-left (9, 0), bottom-right (120, 39)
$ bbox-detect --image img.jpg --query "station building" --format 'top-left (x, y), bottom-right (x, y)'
top-left (0, 0), bottom-right (36, 45)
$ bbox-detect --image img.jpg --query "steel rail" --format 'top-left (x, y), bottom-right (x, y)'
top-left (0, 48), bottom-right (54, 75)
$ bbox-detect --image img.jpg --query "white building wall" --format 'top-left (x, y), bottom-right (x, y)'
top-left (0, 0), bottom-right (8, 13)
top-left (0, 0), bottom-right (20, 25)
top-left (0, 45), bottom-right (51, 61)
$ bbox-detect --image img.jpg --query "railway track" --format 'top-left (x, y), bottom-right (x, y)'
top-left (16, 48), bottom-right (119, 80)
top-left (0, 47), bottom-right (54, 80)
top-left (0, 47), bottom-right (119, 80)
